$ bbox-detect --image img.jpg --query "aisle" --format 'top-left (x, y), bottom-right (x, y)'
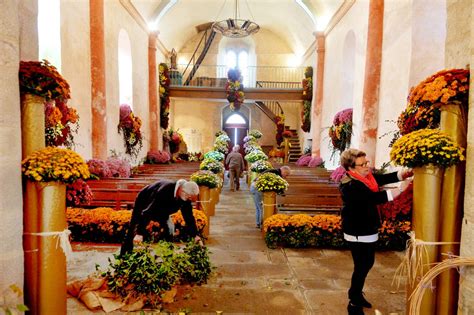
top-left (67, 175), bottom-right (406, 314)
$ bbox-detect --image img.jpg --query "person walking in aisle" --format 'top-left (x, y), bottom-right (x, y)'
top-left (339, 149), bottom-right (412, 314)
top-left (225, 145), bottom-right (245, 191)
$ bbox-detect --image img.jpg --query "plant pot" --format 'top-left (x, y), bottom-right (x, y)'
top-left (21, 94), bottom-right (45, 157)
top-left (209, 188), bottom-right (219, 216)
top-left (262, 191), bottom-right (277, 223)
top-left (198, 186), bottom-right (211, 237)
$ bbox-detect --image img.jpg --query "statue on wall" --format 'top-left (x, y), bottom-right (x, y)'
top-left (170, 48), bottom-right (177, 70)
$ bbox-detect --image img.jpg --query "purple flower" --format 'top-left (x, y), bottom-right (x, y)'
top-left (330, 166), bottom-right (347, 183)
top-left (120, 104), bottom-right (132, 121)
top-left (295, 154), bottom-right (312, 166)
top-left (308, 157), bottom-right (324, 168)
top-left (87, 159), bottom-right (112, 178)
top-left (333, 108), bottom-right (353, 125)
top-left (106, 157), bottom-right (131, 178)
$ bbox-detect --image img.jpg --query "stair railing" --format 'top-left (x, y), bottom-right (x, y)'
top-left (183, 28), bottom-right (216, 85)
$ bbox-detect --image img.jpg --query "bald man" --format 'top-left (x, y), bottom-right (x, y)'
top-left (120, 179), bottom-right (200, 255)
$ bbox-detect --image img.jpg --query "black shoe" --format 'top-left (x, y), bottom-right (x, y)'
top-left (351, 294), bottom-right (372, 308)
top-left (347, 302), bottom-right (364, 315)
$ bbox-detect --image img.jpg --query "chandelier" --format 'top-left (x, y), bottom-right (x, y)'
top-left (212, 0), bottom-right (260, 38)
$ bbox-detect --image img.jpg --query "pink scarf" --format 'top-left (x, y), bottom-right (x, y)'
top-left (347, 170), bottom-right (379, 192)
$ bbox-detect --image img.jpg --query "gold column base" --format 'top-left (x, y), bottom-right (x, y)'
top-left (209, 188), bottom-right (219, 216)
top-left (198, 186), bottom-right (211, 237)
top-left (262, 192), bottom-right (276, 224)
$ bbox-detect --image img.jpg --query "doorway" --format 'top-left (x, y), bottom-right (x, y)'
top-left (223, 112), bottom-right (248, 156)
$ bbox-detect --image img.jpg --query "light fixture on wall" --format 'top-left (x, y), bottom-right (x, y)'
top-left (212, 0), bottom-right (260, 38)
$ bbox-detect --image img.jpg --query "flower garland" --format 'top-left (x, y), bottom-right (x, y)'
top-left (390, 128), bottom-right (464, 168)
top-left (226, 68), bottom-right (244, 111)
top-left (22, 147), bottom-right (90, 183)
top-left (397, 69), bottom-right (469, 137)
top-left (328, 108), bottom-right (353, 156)
top-left (45, 99), bottom-right (79, 147)
top-left (159, 63), bottom-right (171, 129)
top-left (301, 67), bottom-right (313, 132)
top-left (19, 60), bottom-right (71, 100)
top-left (118, 104), bottom-right (143, 158)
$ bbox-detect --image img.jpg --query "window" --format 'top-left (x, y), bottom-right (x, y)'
top-left (118, 29), bottom-right (133, 108)
top-left (38, 0), bottom-right (61, 71)
top-left (226, 50), bottom-right (249, 86)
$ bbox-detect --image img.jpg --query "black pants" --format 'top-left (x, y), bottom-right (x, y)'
top-left (348, 241), bottom-right (376, 301)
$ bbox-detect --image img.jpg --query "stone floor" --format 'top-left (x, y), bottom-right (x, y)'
top-left (67, 175), bottom-right (407, 314)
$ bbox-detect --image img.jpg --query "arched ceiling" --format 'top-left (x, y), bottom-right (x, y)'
top-left (131, 0), bottom-right (344, 54)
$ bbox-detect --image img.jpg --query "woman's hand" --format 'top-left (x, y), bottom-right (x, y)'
top-left (401, 168), bottom-right (414, 179)
top-left (194, 235), bottom-right (203, 246)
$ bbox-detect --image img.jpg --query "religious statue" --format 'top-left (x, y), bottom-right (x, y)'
top-left (170, 48), bottom-right (177, 70)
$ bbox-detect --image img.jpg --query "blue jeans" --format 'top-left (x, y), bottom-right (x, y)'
top-left (250, 182), bottom-right (263, 226)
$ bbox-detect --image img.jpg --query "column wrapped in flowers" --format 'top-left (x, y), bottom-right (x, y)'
top-left (328, 108), bottom-right (352, 158)
top-left (390, 128), bottom-right (464, 315)
top-left (254, 172), bottom-right (288, 223)
top-left (21, 147), bottom-right (90, 314)
top-left (118, 104), bottom-right (143, 158)
top-left (301, 66), bottom-right (313, 132)
top-left (159, 63), bottom-right (171, 129)
top-left (274, 114), bottom-right (285, 146)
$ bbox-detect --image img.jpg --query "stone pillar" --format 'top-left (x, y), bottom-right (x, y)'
top-left (90, 0), bottom-right (107, 159)
top-left (19, 0), bottom-right (39, 60)
top-left (359, 0), bottom-right (384, 163)
top-left (1, 0), bottom-right (25, 302)
top-left (148, 32), bottom-right (160, 151)
top-left (311, 32), bottom-right (325, 157)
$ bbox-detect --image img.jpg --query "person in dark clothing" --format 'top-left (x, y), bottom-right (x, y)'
top-left (120, 179), bottom-right (201, 255)
top-left (225, 145), bottom-right (245, 191)
top-left (339, 149), bottom-right (412, 314)
top-left (250, 166), bottom-right (291, 228)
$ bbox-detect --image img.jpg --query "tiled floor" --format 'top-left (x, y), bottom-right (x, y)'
top-left (67, 175), bottom-right (407, 314)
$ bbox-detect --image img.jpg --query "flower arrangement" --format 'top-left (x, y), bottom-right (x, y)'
top-left (44, 99), bottom-right (79, 148)
top-left (308, 156), bottom-right (324, 168)
top-left (397, 69), bottom-right (470, 136)
top-left (378, 183), bottom-right (413, 221)
top-left (263, 214), bottom-right (410, 250)
top-left (86, 159), bottom-right (112, 178)
top-left (328, 108), bottom-right (353, 156)
top-left (159, 63), bottom-right (171, 129)
top-left (22, 147), bottom-right (90, 183)
top-left (203, 150), bottom-right (225, 162)
top-left (144, 150), bottom-right (171, 164)
top-left (213, 140), bottom-right (229, 154)
top-left (330, 166), bottom-right (347, 183)
top-left (66, 179), bottom-right (93, 207)
top-left (269, 148), bottom-right (285, 158)
top-left (216, 134), bottom-right (231, 143)
top-left (282, 130), bottom-right (293, 138)
top-left (244, 150), bottom-right (268, 163)
top-left (295, 153), bottom-right (311, 166)
top-left (188, 152), bottom-right (204, 162)
top-left (118, 104), bottom-right (143, 158)
top-left (250, 160), bottom-right (273, 173)
top-left (165, 128), bottom-right (184, 154)
top-left (19, 60), bottom-right (71, 100)
top-left (301, 66), bottom-right (313, 132)
top-left (243, 140), bottom-right (261, 154)
top-left (199, 158), bottom-right (224, 174)
top-left (67, 207), bottom-right (207, 243)
top-left (106, 157), bottom-right (131, 178)
top-left (226, 68), bottom-right (244, 111)
top-left (254, 172), bottom-right (288, 195)
top-left (274, 114), bottom-right (285, 146)
top-left (248, 129), bottom-right (263, 139)
top-left (243, 135), bottom-right (256, 143)
top-left (190, 170), bottom-right (222, 188)
top-left (215, 130), bottom-right (227, 137)
top-left (390, 129), bottom-right (464, 168)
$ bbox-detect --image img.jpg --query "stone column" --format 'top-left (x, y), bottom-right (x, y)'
top-left (148, 32), bottom-right (160, 151)
top-left (1, 0), bottom-right (25, 304)
top-left (359, 0), bottom-right (384, 163)
top-left (311, 32), bottom-right (325, 157)
top-left (90, 0), bottom-right (107, 159)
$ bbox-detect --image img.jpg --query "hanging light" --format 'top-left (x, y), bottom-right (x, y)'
top-left (212, 0), bottom-right (260, 38)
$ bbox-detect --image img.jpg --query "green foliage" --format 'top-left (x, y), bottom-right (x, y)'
top-left (100, 241), bottom-right (212, 307)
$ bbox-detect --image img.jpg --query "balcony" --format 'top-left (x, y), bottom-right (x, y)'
top-left (168, 64), bottom-right (305, 101)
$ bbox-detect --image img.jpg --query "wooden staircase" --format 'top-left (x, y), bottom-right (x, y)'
top-left (286, 128), bottom-right (302, 163)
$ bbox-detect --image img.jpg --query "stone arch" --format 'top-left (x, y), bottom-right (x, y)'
top-left (118, 29), bottom-right (133, 108)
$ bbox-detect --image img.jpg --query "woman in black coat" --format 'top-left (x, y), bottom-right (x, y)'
top-left (339, 149), bottom-right (412, 314)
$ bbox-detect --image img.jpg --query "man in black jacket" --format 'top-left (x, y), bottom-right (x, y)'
top-left (120, 179), bottom-right (200, 255)
top-left (339, 149), bottom-right (412, 314)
